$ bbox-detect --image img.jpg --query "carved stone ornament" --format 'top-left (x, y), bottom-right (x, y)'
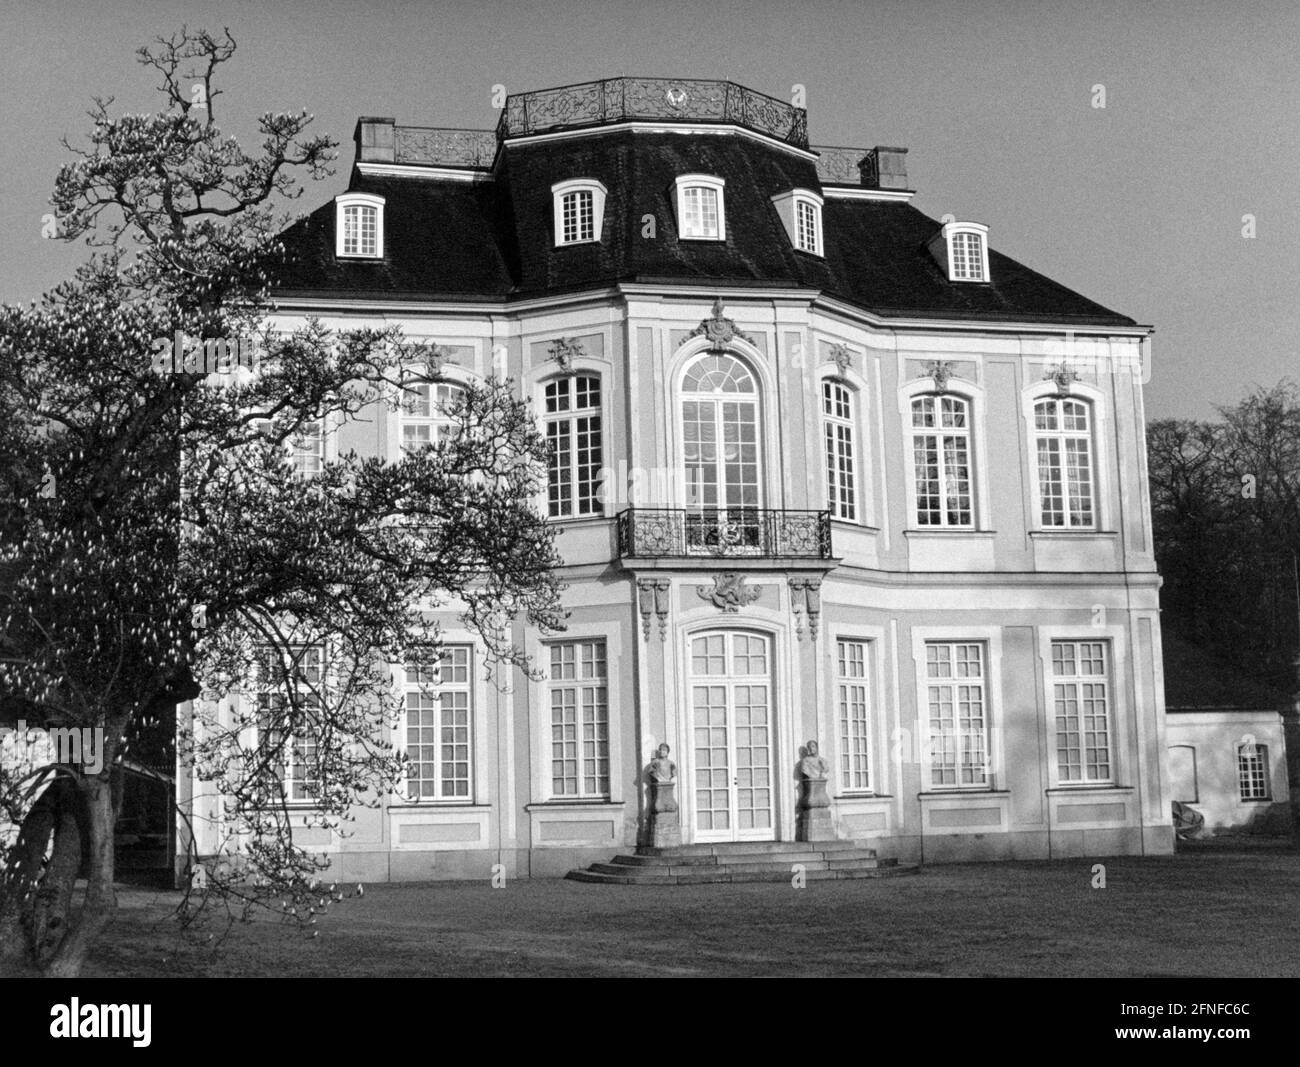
top-left (1045, 362), bottom-right (1079, 395)
top-left (829, 343), bottom-right (854, 376)
top-left (789, 577), bottom-right (823, 640)
top-left (697, 572), bottom-right (761, 613)
top-left (690, 298), bottom-right (754, 353)
top-left (920, 360), bottom-right (956, 392)
top-left (547, 337), bottom-right (585, 371)
top-left (637, 577), bottom-right (672, 640)
top-left (665, 86), bottom-right (689, 110)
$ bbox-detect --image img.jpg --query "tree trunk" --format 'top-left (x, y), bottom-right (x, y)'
top-left (30, 785), bottom-right (83, 966)
top-left (43, 774), bottom-right (116, 978)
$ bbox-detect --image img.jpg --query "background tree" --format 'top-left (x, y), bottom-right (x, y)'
top-left (0, 28), bottom-right (563, 977)
top-left (1148, 381), bottom-right (1300, 703)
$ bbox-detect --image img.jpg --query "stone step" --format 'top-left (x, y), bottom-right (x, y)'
top-left (613, 849), bottom-right (866, 868)
top-left (635, 839), bottom-right (871, 858)
top-left (565, 863), bottom-right (919, 885)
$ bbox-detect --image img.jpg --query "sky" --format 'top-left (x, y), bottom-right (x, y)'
top-left (1, 0), bottom-right (1296, 420)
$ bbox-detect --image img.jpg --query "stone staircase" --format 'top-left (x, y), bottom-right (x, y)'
top-left (566, 840), bottom-right (918, 884)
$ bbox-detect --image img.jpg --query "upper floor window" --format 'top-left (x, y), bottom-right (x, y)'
top-left (544, 375), bottom-right (603, 518)
top-left (335, 193), bottom-right (385, 259)
top-left (1034, 397), bottom-right (1095, 528)
top-left (771, 189), bottom-right (824, 255)
top-left (1238, 742), bottom-right (1270, 801)
top-left (926, 221), bottom-right (989, 283)
top-left (551, 179), bottom-right (608, 247)
top-left (675, 174), bottom-right (726, 241)
top-left (1051, 640), bottom-right (1112, 784)
top-left (910, 395), bottom-right (972, 527)
top-left (402, 378), bottom-right (466, 453)
top-left (822, 380), bottom-right (857, 520)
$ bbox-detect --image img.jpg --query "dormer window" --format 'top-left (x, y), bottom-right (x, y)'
top-left (552, 179), bottom-right (608, 246)
top-left (771, 189), bottom-right (824, 256)
top-left (674, 175), bottom-right (726, 241)
top-left (927, 221), bottom-right (989, 282)
top-left (335, 193), bottom-right (385, 259)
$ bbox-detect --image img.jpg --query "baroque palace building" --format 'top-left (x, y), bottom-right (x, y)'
top-left (180, 77), bottom-right (1172, 880)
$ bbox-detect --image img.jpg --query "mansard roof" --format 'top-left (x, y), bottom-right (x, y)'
top-left (274, 78), bottom-right (1136, 328)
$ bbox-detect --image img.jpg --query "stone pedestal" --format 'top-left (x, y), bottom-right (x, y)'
top-left (647, 780), bottom-right (681, 848)
top-left (796, 778), bottom-right (834, 842)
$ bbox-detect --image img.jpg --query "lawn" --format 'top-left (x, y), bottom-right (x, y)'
top-left (86, 849), bottom-right (1300, 978)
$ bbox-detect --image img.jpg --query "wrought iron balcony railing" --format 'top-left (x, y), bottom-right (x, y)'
top-left (498, 78), bottom-right (809, 149)
top-left (616, 508), bottom-right (832, 560)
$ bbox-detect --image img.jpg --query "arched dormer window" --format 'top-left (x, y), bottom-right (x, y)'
top-left (1032, 395), bottom-right (1096, 528)
top-left (674, 174), bottom-right (726, 241)
top-left (335, 192), bottom-right (385, 259)
top-left (927, 221), bottom-right (989, 282)
top-left (910, 393), bottom-right (973, 527)
top-left (822, 379), bottom-right (857, 519)
top-left (543, 374), bottom-right (603, 518)
top-left (551, 179), bottom-right (608, 247)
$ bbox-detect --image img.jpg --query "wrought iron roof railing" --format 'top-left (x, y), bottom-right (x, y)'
top-left (497, 78), bottom-right (809, 149)
top-left (616, 507), bottom-right (832, 560)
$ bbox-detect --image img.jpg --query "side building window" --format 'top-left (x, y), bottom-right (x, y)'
top-left (1034, 397), bottom-right (1095, 528)
top-left (1238, 742), bottom-right (1270, 801)
top-left (837, 639), bottom-right (870, 791)
top-left (1051, 640), bottom-right (1112, 783)
top-left (404, 647), bottom-right (473, 801)
top-left (548, 640), bottom-right (609, 798)
top-left (925, 641), bottom-right (988, 788)
top-left (544, 375), bottom-right (603, 518)
top-left (823, 380), bottom-right (857, 520)
top-left (911, 395), bottom-right (972, 527)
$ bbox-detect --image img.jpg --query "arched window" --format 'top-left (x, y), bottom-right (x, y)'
top-left (551, 179), bottom-right (608, 246)
top-left (822, 379), bottom-right (857, 520)
top-left (910, 394), bottom-right (972, 527)
top-left (674, 175), bottom-right (726, 241)
top-left (401, 378), bottom-right (466, 453)
top-left (335, 193), bottom-right (385, 259)
top-left (544, 374), bottom-right (603, 518)
top-left (680, 353), bottom-right (762, 551)
top-left (1033, 397), bottom-right (1095, 528)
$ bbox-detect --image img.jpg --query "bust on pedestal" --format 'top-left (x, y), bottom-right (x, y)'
top-left (646, 743), bottom-right (681, 848)
top-left (795, 740), bottom-right (835, 842)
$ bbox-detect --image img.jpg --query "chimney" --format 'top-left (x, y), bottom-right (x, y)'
top-left (860, 146), bottom-right (909, 190)
top-left (354, 117), bottom-right (396, 163)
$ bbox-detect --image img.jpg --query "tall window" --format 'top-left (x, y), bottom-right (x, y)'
top-left (561, 190), bottom-right (594, 243)
top-left (837, 640), bottom-right (870, 791)
top-left (676, 175), bottom-right (726, 240)
top-left (402, 380), bottom-right (465, 453)
top-left (404, 647), bottom-right (472, 801)
top-left (289, 421), bottom-right (324, 479)
top-left (796, 199), bottom-right (820, 253)
top-left (548, 641), bottom-right (609, 798)
top-left (1238, 742), bottom-right (1270, 801)
top-left (925, 642), bottom-right (988, 788)
top-left (1051, 640), bottom-right (1112, 783)
top-left (951, 232), bottom-right (985, 281)
top-left (255, 644), bottom-right (323, 803)
top-left (911, 395), bottom-right (972, 527)
top-left (544, 376), bottom-right (602, 518)
top-left (823, 380), bottom-right (857, 520)
top-left (1034, 397), bottom-right (1095, 528)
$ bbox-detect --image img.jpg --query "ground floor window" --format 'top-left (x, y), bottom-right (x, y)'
top-left (1050, 640), bottom-right (1112, 783)
top-left (405, 646), bottom-right (473, 800)
top-left (1238, 742), bottom-right (1270, 801)
top-left (836, 639), bottom-right (871, 791)
top-left (548, 640), bottom-right (609, 797)
top-left (925, 641), bottom-right (988, 788)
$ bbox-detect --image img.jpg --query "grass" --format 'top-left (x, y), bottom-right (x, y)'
top-left (87, 849), bottom-right (1300, 978)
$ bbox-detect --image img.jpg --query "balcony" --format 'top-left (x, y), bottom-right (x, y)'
top-left (616, 508), bottom-right (832, 560)
top-left (498, 78), bottom-right (809, 149)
